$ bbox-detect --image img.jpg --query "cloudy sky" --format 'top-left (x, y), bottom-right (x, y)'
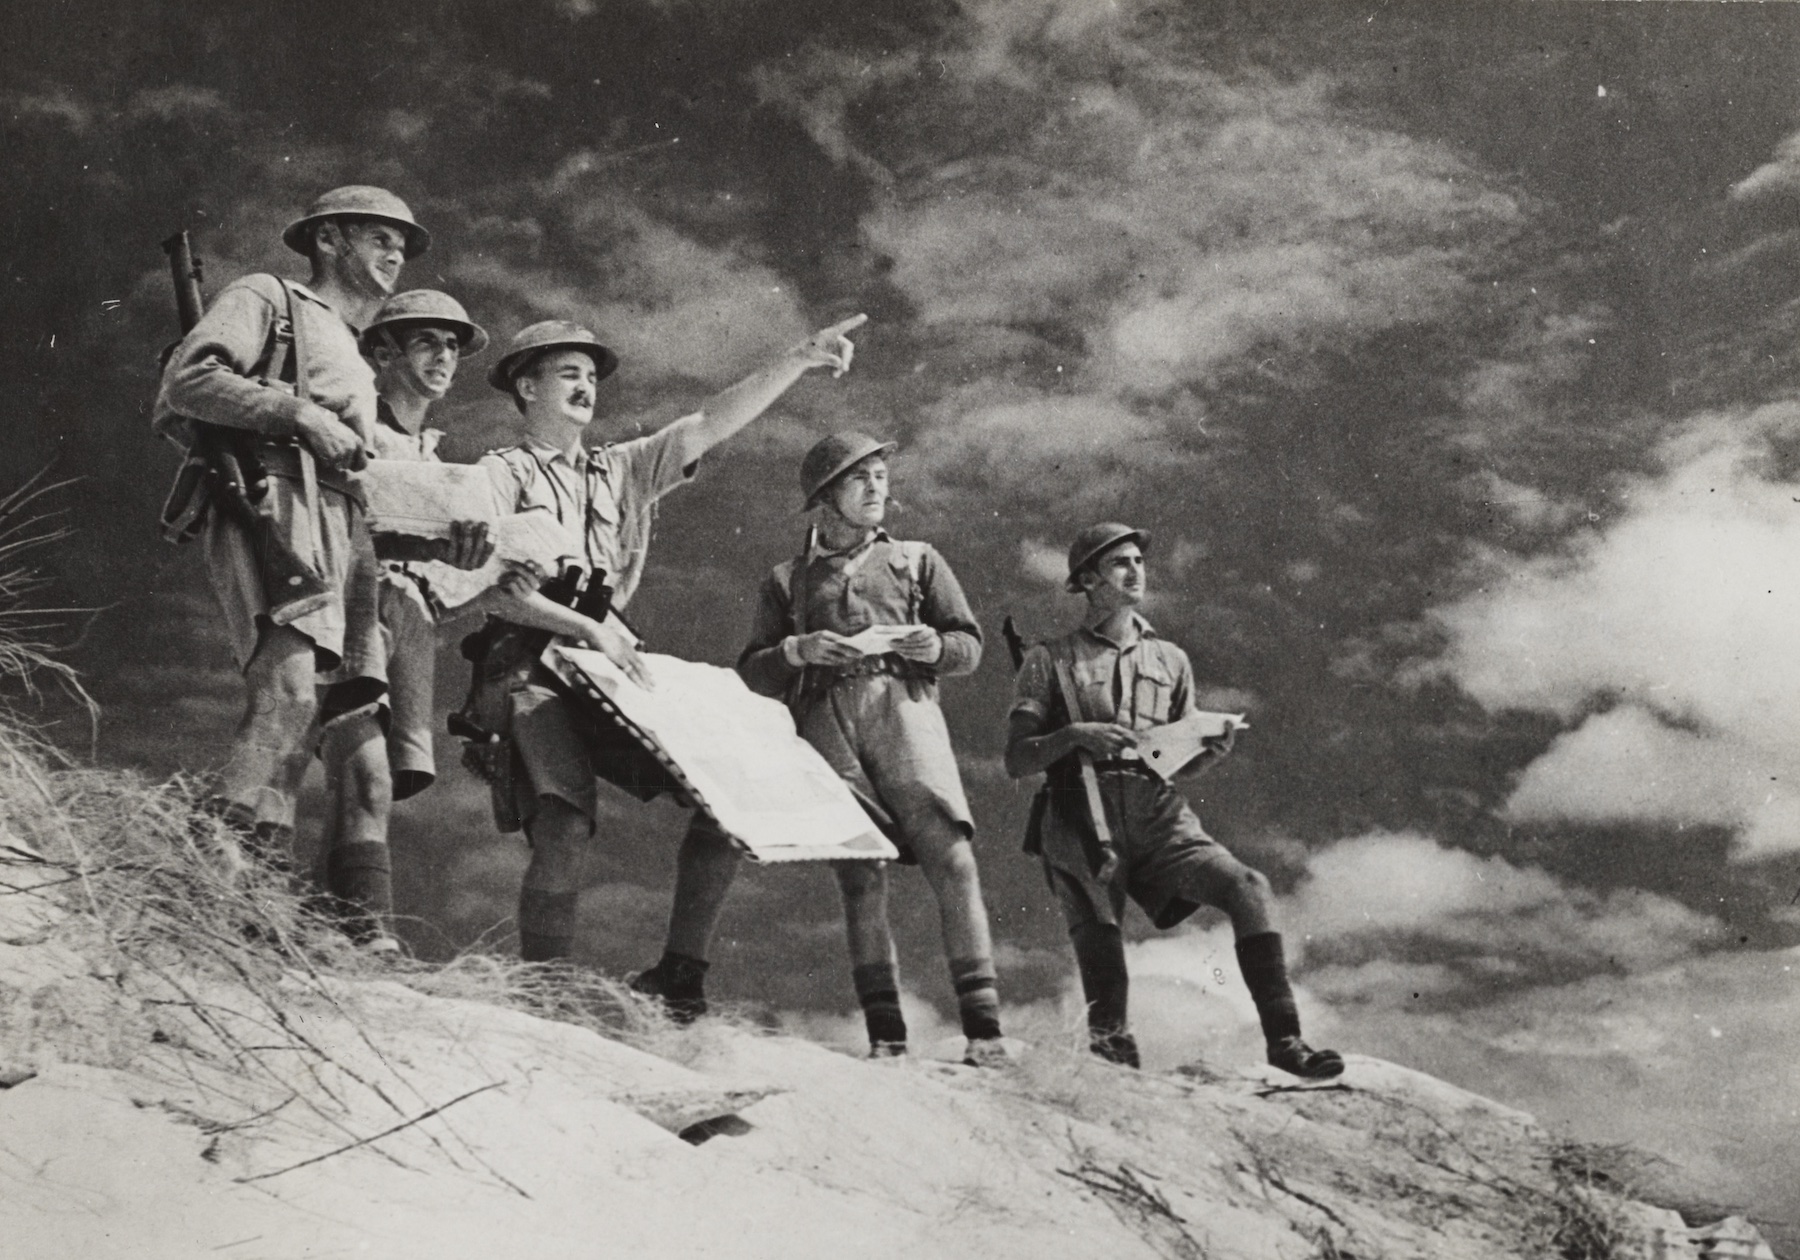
top-left (6, 0), bottom-right (1800, 1241)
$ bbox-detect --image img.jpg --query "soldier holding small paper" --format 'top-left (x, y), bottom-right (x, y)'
top-left (638, 433), bottom-right (1010, 1065)
top-left (1004, 523), bottom-right (1343, 1079)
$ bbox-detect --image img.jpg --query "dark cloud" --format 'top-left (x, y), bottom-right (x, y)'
top-left (8, 0), bottom-right (1800, 1234)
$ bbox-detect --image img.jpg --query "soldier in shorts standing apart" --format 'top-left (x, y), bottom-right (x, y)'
top-left (639, 433), bottom-right (1009, 1065)
top-left (155, 186), bottom-right (424, 867)
top-left (315, 290), bottom-right (496, 950)
top-left (467, 315), bottom-right (868, 964)
top-left (1005, 523), bottom-right (1343, 1079)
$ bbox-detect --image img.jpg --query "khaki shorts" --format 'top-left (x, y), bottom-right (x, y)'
top-left (204, 474), bottom-right (384, 695)
top-left (507, 683), bottom-right (599, 829)
top-left (797, 674), bottom-right (974, 864)
top-left (1038, 768), bottom-right (1232, 930)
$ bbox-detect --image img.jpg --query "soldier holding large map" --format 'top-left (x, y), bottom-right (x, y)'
top-left (461, 314), bottom-right (867, 963)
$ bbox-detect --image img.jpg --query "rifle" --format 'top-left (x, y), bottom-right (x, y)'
top-left (1003, 613), bottom-right (1118, 884)
top-left (159, 231), bottom-right (332, 624)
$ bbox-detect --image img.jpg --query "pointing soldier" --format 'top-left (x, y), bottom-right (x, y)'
top-left (155, 186), bottom-right (425, 868)
top-left (1004, 524), bottom-right (1343, 1078)
top-left (638, 433), bottom-right (1010, 1065)
top-left (464, 314), bottom-right (868, 963)
top-left (314, 290), bottom-right (496, 950)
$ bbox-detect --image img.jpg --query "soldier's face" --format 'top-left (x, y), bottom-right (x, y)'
top-left (324, 219), bottom-right (408, 296)
top-left (826, 457), bottom-right (889, 528)
top-left (1084, 541), bottom-right (1146, 608)
top-left (376, 325), bottom-right (460, 400)
top-left (517, 349), bottom-right (598, 426)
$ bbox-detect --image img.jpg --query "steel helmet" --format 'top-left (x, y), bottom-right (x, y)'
top-left (800, 431), bottom-right (897, 510)
top-left (359, 290), bottom-right (489, 356)
top-left (282, 185), bottom-right (431, 259)
top-left (1065, 522), bottom-right (1152, 592)
top-left (488, 319), bottom-right (620, 392)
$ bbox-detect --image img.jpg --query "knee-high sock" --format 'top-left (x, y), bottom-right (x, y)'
top-left (949, 957), bottom-right (1002, 1041)
top-left (519, 888), bottom-right (579, 962)
top-left (327, 841), bottom-right (393, 942)
top-left (1236, 931), bottom-right (1303, 1045)
top-left (1070, 923), bottom-right (1132, 1043)
top-left (852, 961), bottom-right (907, 1049)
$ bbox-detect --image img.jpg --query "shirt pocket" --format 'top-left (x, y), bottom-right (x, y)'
top-left (1130, 659), bottom-right (1178, 727)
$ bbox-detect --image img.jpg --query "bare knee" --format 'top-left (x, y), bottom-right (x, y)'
top-left (833, 860), bottom-right (888, 903)
top-left (244, 632), bottom-right (318, 732)
top-left (919, 837), bottom-right (980, 892)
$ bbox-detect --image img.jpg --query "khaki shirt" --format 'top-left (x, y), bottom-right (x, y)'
top-left (738, 529), bottom-right (983, 696)
top-left (1011, 613), bottom-right (1196, 733)
top-left (478, 424), bottom-right (696, 609)
top-left (368, 401), bottom-right (446, 616)
top-left (154, 274), bottom-right (376, 449)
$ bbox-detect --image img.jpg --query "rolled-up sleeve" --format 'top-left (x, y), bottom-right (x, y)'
top-left (918, 545), bottom-right (982, 677)
top-left (736, 571), bottom-right (800, 698)
top-left (606, 418), bottom-right (701, 508)
top-left (154, 278), bottom-right (306, 444)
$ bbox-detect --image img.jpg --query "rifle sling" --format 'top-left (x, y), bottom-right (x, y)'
top-left (1049, 654), bottom-right (1114, 851)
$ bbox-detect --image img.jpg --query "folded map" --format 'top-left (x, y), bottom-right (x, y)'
top-left (418, 509), bottom-right (583, 611)
top-left (358, 460), bottom-right (503, 537)
top-left (1129, 710), bottom-right (1246, 781)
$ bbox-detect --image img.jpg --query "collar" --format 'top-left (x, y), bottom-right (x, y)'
top-left (811, 526), bottom-right (890, 561)
top-left (375, 397), bottom-right (420, 437)
top-left (1079, 610), bottom-right (1156, 650)
top-left (521, 436), bottom-right (588, 469)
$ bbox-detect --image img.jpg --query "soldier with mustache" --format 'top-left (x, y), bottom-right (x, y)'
top-left (466, 314), bottom-right (867, 964)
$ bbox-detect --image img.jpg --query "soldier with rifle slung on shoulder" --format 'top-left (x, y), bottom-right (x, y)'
top-left (458, 313), bottom-right (867, 965)
top-left (1004, 523), bottom-right (1343, 1079)
top-left (155, 186), bottom-right (432, 871)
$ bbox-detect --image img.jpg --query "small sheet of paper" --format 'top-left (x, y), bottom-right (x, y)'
top-left (841, 624), bottom-right (925, 656)
top-left (418, 509), bottom-right (583, 611)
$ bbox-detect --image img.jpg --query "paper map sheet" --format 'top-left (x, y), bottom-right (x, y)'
top-left (546, 646), bottom-right (898, 864)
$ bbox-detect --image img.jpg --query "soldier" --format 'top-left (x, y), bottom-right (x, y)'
top-left (639, 433), bottom-right (1009, 1066)
top-left (155, 186), bottom-right (426, 867)
top-left (1004, 523), bottom-right (1343, 1078)
top-left (314, 290), bottom-right (496, 950)
top-left (466, 315), bottom-right (868, 964)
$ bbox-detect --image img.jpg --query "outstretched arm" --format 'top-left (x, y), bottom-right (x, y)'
top-left (665, 315), bottom-right (867, 466)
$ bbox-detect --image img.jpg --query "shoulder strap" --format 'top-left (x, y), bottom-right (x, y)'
top-left (790, 525), bottom-right (817, 637)
top-left (1047, 636), bottom-right (1088, 725)
top-left (270, 280), bottom-right (300, 390)
top-left (896, 539), bottom-right (926, 623)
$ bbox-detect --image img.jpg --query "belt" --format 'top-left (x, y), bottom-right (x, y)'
top-left (254, 440), bottom-right (360, 499)
top-left (821, 655), bottom-right (914, 681)
top-left (1091, 757), bottom-right (1157, 776)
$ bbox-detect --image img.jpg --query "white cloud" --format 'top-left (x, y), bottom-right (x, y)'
top-left (1730, 128), bottom-right (1800, 202)
top-left (1427, 402), bottom-right (1800, 856)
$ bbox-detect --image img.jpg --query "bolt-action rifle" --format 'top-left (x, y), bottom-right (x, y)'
top-left (157, 230), bottom-right (332, 623)
top-left (1003, 614), bottom-right (1119, 883)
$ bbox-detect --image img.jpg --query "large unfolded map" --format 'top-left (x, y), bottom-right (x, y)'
top-left (546, 646), bottom-right (898, 864)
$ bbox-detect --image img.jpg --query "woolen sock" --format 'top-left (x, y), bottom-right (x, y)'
top-left (852, 961), bottom-right (908, 1049)
top-left (326, 842), bottom-right (394, 944)
top-left (1236, 931), bottom-right (1303, 1046)
top-left (1070, 922), bottom-right (1134, 1062)
top-left (519, 888), bottom-right (579, 962)
top-left (949, 956), bottom-right (1003, 1042)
